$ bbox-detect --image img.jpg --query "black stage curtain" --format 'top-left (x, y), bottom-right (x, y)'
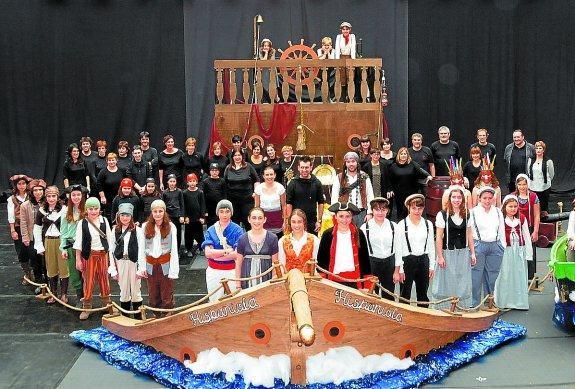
top-left (408, 0), bottom-right (575, 191)
top-left (0, 0), bottom-right (186, 186)
top-left (183, 0), bottom-right (409, 151)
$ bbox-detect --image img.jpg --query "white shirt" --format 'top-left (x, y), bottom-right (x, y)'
top-left (360, 219), bottom-right (402, 266)
top-left (137, 222), bottom-right (180, 279)
top-left (334, 34), bottom-right (357, 58)
top-left (7, 194), bottom-right (27, 224)
top-left (333, 231), bottom-right (355, 274)
top-left (528, 158), bottom-right (554, 192)
top-left (502, 216), bottom-right (533, 261)
top-left (254, 182), bottom-right (285, 211)
top-left (108, 225), bottom-right (146, 277)
top-left (397, 217), bottom-right (436, 270)
top-left (567, 211), bottom-right (575, 241)
top-left (278, 232), bottom-right (320, 267)
top-left (468, 205), bottom-right (505, 243)
top-left (33, 206), bottom-right (66, 253)
top-left (317, 48), bottom-right (335, 59)
top-left (330, 173), bottom-right (374, 212)
top-left (73, 216), bottom-right (114, 252)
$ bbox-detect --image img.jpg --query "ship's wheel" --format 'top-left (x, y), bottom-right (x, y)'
top-left (278, 39), bottom-right (319, 86)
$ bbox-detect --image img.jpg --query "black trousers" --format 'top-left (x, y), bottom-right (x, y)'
top-left (230, 196), bottom-right (254, 231)
top-left (533, 189), bottom-right (550, 213)
top-left (184, 221), bottom-right (204, 251)
top-left (370, 255), bottom-right (396, 300)
top-left (169, 216), bottom-right (182, 249)
top-left (400, 254), bottom-right (430, 307)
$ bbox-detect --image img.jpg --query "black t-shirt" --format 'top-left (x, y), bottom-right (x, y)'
top-left (510, 145), bottom-right (527, 179)
top-left (97, 168), bottom-right (125, 203)
top-left (205, 154), bottom-right (228, 177)
top-left (201, 177), bottom-right (226, 208)
top-left (116, 156), bottom-right (131, 175)
top-left (63, 160), bottom-right (89, 186)
top-left (183, 152), bottom-right (205, 179)
top-left (161, 188), bottom-right (185, 218)
top-left (223, 164), bottom-right (259, 199)
top-left (183, 189), bottom-right (207, 221)
top-left (158, 149), bottom-right (184, 183)
top-left (430, 141), bottom-right (460, 176)
top-left (286, 176), bottom-right (325, 224)
top-left (81, 151), bottom-right (98, 178)
top-left (470, 142), bottom-right (497, 164)
top-left (463, 161), bottom-right (482, 187)
top-left (409, 146), bottom-right (433, 173)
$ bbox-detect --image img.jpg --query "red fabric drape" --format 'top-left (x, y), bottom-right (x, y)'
top-left (381, 109), bottom-right (390, 139)
top-left (209, 103), bottom-right (297, 156)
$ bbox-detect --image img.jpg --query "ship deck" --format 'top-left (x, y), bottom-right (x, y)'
top-left (1, 202), bottom-right (574, 388)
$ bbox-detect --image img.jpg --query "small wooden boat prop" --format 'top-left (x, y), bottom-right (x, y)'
top-left (103, 267), bottom-right (499, 385)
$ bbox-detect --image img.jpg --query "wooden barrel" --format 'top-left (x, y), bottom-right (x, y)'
top-left (426, 176), bottom-right (451, 220)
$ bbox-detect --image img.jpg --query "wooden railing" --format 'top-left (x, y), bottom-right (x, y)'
top-left (214, 58), bottom-right (383, 105)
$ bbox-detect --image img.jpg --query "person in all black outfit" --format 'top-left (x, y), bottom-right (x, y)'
top-left (223, 150), bottom-right (260, 229)
top-left (201, 163), bottom-right (227, 226)
top-left (183, 173), bottom-right (206, 258)
top-left (161, 174), bottom-right (185, 250)
top-left (97, 152), bottom-right (125, 221)
top-left (63, 143), bottom-right (90, 190)
top-left (116, 140), bottom-right (132, 174)
top-left (430, 126), bottom-right (460, 177)
top-left (285, 156), bottom-right (325, 234)
top-left (140, 178), bottom-right (161, 223)
top-left (183, 137), bottom-right (205, 183)
top-left (158, 134), bottom-right (184, 191)
top-left (127, 145), bottom-right (152, 195)
top-left (205, 141), bottom-right (228, 177)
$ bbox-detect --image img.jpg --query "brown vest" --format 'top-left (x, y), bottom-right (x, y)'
top-left (337, 171), bottom-right (368, 209)
top-left (11, 195), bottom-right (27, 227)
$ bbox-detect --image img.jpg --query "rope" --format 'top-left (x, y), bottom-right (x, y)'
top-left (226, 264), bottom-right (276, 282)
top-left (315, 264), bottom-right (375, 283)
top-left (143, 285), bottom-right (224, 313)
top-left (23, 277), bottom-right (111, 313)
top-left (314, 266), bottom-right (497, 313)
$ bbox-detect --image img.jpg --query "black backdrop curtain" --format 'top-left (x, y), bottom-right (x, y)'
top-left (0, 0), bottom-right (186, 186)
top-left (1, 0), bottom-right (574, 191)
top-left (183, 0), bottom-right (409, 151)
top-left (408, 0), bottom-right (575, 191)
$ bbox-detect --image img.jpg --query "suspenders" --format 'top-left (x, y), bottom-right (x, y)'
top-left (472, 208), bottom-right (500, 242)
top-left (366, 220), bottom-right (394, 256)
top-left (404, 218), bottom-right (429, 255)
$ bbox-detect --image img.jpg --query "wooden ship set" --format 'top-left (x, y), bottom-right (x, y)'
top-left (103, 265), bottom-right (499, 386)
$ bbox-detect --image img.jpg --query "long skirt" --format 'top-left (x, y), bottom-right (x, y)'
top-left (432, 248), bottom-right (472, 310)
top-left (494, 244), bottom-right (529, 309)
top-left (240, 256), bottom-right (273, 289)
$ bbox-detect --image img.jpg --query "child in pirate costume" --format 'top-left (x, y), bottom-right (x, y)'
top-left (317, 202), bottom-right (371, 289)
top-left (334, 21), bottom-right (356, 101)
top-left (441, 157), bottom-right (473, 210)
top-left (360, 197), bottom-right (401, 300)
top-left (137, 200), bottom-right (179, 312)
top-left (59, 185), bottom-right (88, 306)
top-left (73, 197), bottom-right (115, 320)
top-left (7, 175), bottom-right (31, 284)
top-left (471, 156), bottom-right (501, 207)
top-left (395, 194), bottom-right (435, 306)
top-left (278, 209), bottom-right (320, 272)
top-left (33, 186), bottom-right (68, 304)
top-left (20, 179), bottom-right (46, 287)
top-left (111, 178), bottom-right (142, 224)
top-left (433, 186), bottom-right (476, 309)
top-left (109, 203), bottom-right (145, 317)
top-left (201, 200), bottom-right (244, 302)
top-left (494, 194), bottom-right (532, 310)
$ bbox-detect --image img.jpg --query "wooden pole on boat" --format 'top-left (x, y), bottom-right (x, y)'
top-left (287, 269), bottom-right (314, 385)
top-left (287, 269), bottom-right (315, 346)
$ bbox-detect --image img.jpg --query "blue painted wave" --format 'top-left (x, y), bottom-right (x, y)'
top-left (70, 319), bottom-right (525, 388)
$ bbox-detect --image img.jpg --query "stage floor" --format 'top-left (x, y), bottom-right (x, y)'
top-left (1, 205), bottom-right (574, 388)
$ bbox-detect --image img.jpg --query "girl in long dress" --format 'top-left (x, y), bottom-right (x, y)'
top-left (235, 207), bottom-right (279, 290)
top-left (494, 195), bottom-right (532, 310)
top-left (432, 186), bottom-right (476, 309)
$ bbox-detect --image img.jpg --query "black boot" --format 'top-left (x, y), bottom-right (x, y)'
top-left (47, 276), bottom-right (58, 304)
top-left (60, 277), bottom-right (69, 304)
top-left (132, 301), bottom-right (142, 320)
top-left (120, 301), bottom-right (132, 317)
top-left (76, 288), bottom-right (84, 308)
